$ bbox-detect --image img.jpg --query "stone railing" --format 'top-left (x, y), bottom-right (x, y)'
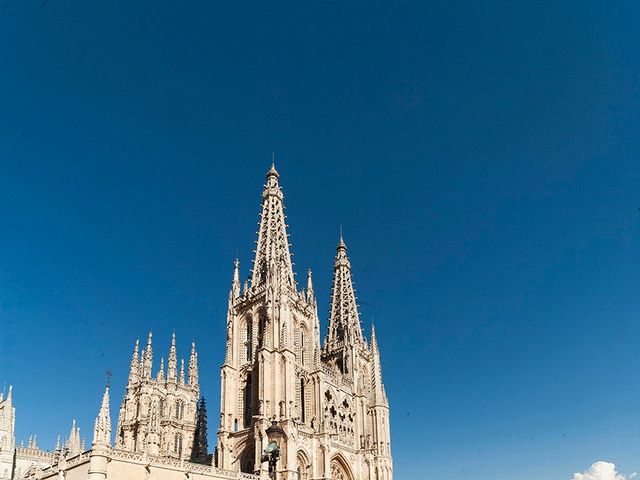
top-left (110, 449), bottom-right (259, 479)
top-left (15, 447), bottom-right (56, 460)
top-left (65, 451), bottom-right (91, 468)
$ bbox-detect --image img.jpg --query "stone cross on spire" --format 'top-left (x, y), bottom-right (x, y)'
top-left (250, 163), bottom-right (295, 289)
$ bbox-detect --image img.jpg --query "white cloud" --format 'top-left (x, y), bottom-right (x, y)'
top-left (572, 461), bottom-right (631, 480)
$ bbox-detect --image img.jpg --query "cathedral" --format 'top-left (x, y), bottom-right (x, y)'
top-left (0, 165), bottom-right (393, 480)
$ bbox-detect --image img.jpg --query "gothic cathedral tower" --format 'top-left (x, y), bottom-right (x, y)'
top-left (217, 165), bottom-right (392, 480)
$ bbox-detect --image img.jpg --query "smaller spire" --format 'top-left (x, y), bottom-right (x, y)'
top-left (93, 384), bottom-right (111, 447)
top-left (189, 342), bottom-right (199, 388)
top-left (55, 434), bottom-right (61, 451)
top-left (230, 258), bottom-right (241, 300)
top-left (143, 331), bottom-right (153, 378)
top-left (32, 434), bottom-right (37, 450)
top-left (306, 268), bottom-right (315, 302)
top-left (157, 357), bottom-right (165, 382)
top-left (370, 323), bottom-right (379, 354)
top-left (128, 339), bottom-right (140, 385)
top-left (179, 358), bottom-right (185, 385)
top-left (6, 384), bottom-right (12, 405)
top-left (168, 332), bottom-right (178, 382)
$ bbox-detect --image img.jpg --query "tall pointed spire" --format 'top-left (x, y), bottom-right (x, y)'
top-left (188, 342), bottom-right (199, 388)
top-left (167, 332), bottom-right (177, 382)
top-left (250, 164), bottom-right (295, 289)
top-left (128, 339), bottom-right (140, 385)
top-left (325, 234), bottom-right (364, 351)
top-left (92, 385), bottom-right (111, 447)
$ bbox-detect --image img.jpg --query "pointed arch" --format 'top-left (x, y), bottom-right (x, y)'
top-left (239, 442), bottom-right (255, 474)
top-left (296, 449), bottom-right (312, 480)
top-left (330, 453), bottom-right (354, 480)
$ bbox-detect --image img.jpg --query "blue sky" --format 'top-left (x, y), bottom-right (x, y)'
top-left (1, 1), bottom-right (640, 479)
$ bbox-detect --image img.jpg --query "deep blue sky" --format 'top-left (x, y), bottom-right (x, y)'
top-left (1, 2), bottom-right (640, 479)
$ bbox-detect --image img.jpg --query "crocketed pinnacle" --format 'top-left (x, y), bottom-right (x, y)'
top-left (188, 342), bottom-right (199, 388)
top-left (167, 332), bottom-right (177, 382)
top-left (370, 324), bottom-right (387, 406)
top-left (128, 339), bottom-right (140, 384)
top-left (325, 235), bottom-right (364, 350)
top-left (230, 258), bottom-right (241, 300)
top-left (93, 384), bottom-right (111, 446)
top-left (143, 331), bottom-right (153, 378)
top-left (250, 164), bottom-right (295, 289)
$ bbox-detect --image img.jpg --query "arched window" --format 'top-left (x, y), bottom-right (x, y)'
top-left (246, 316), bottom-right (253, 362)
top-left (257, 314), bottom-right (265, 348)
top-left (300, 378), bottom-right (306, 423)
top-left (175, 399), bottom-right (184, 420)
top-left (174, 433), bottom-right (183, 455)
top-left (243, 373), bottom-right (252, 427)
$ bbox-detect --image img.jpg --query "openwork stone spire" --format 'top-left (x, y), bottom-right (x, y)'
top-left (250, 164), bottom-right (295, 289)
top-left (325, 234), bottom-right (364, 351)
top-left (190, 396), bottom-right (209, 464)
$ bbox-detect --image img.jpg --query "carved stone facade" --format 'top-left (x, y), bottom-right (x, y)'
top-left (2, 165), bottom-right (392, 480)
top-left (113, 333), bottom-right (209, 463)
top-left (217, 166), bottom-right (393, 480)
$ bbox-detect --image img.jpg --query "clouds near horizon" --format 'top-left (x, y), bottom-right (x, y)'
top-left (572, 462), bottom-right (634, 480)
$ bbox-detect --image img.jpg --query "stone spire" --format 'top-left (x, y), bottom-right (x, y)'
top-left (306, 268), bottom-right (315, 303)
top-left (370, 324), bottom-right (386, 405)
top-left (127, 339), bottom-right (140, 385)
top-left (230, 258), bottom-right (241, 300)
top-left (325, 234), bottom-right (364, 351)
top-left (190, 396), bottom-right (208, 464)
top-left (179, 359), bottom-right (185, 385)
top-left (250, 164), bottom-right (295, 289)
top-left (157, 357), bottom-right (165, 382)
top-left (143, 331), bottom-right (153, 378)
top-left (188, 342), bottom-right (199, 388)
top-left (67, 419), bottom-right (81, 455)
top-left (167, 333), bottom-right (178, 382)
top-left (92, 385), bottom-right (111, 447)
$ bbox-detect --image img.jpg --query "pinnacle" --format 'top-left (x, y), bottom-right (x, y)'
top-left (267, 161), bottom-right (279, 178)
